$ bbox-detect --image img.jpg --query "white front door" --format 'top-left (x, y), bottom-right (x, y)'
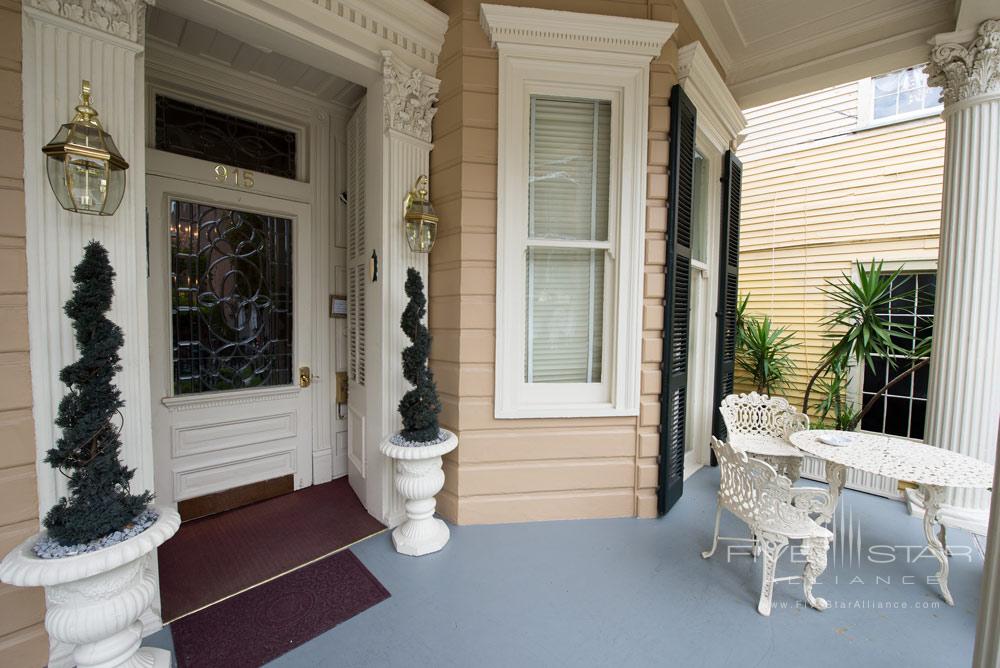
top-left (147, 156), bottom-right (314, 506)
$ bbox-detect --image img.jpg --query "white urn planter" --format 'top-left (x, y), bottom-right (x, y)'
top-left (0, 505), bottom-right (180, 668)
top-left (380, 429), bottom-right (458, 556)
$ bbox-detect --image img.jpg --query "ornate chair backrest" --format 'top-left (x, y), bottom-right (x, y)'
top-left (709, 436), bottom-right (794, 528)
top-left (719, 392), bottom-right (809, 443)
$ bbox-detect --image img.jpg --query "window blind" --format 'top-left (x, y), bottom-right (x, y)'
top-left (525, 97), bottom-right (611, 384)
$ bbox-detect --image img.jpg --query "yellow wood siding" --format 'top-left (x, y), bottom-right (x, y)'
top-left (740, 81), bottom-right (860, 160)
top-left (737, 81), bottom-right (944, 416)
top-left (0, 1), bottom-right (48, 665)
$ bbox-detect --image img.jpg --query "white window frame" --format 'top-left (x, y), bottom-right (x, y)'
top-left (480, 4), bottom-right (675, 418)
top-left (857, 64), bottom-right (943, 130)
top-left (847, 256), bottom-right (937, 441)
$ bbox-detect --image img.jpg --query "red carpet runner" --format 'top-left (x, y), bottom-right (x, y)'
top-left (170, 550), bottom-right (389, 667)
top-left (159, 478), bottom-right (386, 622)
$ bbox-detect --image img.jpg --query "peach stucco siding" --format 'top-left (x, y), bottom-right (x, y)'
top-left (0, 0), bottom-right (48, 664)
top-left (428, 0), bottom-right (717, 524)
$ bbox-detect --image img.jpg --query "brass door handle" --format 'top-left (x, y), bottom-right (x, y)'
top-left (299, 366), bottom-right (312, 388)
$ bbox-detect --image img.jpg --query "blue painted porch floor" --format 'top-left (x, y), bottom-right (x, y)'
top-left (147, 466), bottom-right (982, 667)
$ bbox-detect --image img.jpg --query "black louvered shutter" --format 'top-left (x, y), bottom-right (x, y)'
top-left (658, 84), bottom-right (696, 516)
top-left (712, 150), bottom-right (743, 446)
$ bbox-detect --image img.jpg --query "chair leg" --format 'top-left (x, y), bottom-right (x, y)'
top-left (802, 537), bottom-right (830, 611)
top-left (702, 502), bottom-right (722, 559)
top-left (757, 535), bottom-right (784, 616)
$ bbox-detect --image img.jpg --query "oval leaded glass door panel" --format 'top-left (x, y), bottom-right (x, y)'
top-left (170, 200), bottom-right (294, 395)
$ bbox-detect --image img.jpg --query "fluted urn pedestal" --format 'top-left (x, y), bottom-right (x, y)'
top-left (0, 505), bottom-right (180, 668)
top-left (380, 430), bottom-right (458, 556)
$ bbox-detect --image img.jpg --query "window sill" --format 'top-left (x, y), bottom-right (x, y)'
top-left (495, 402), bottom-right (639, 420)
top-left (855, 107), bottom-right (942, 133)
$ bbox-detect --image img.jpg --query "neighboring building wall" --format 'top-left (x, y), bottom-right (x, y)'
top-left (429, 0), bottom-right (715, 524)
top-left (737, 81), bottom-right (944, 414)
top-left (0, 0), bottom-right (48, 664)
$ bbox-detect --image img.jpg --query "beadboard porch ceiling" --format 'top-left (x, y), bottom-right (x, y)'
top-left (146, 6), bottom-right (367, 109)
top-left (684, 0), bottom-right (955, 108)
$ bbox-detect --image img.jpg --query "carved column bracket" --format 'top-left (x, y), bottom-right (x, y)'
top-left (381, 50), bottom-right (440, 143)
top-left (928, 19), bottom-right (1000, 107)
top-left (26, 0), bottom-right (148, 43)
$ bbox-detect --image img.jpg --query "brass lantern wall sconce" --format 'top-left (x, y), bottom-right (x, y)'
top-left (403, 175), bottom-right (438, 253)
top-left (42, 80), bottom-right (129, 216)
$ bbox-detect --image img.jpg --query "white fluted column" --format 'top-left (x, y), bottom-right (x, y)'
top-left (923, 19), bottom-right (1000, 532)
top-left (364, 52), bottom-right (439, 527)
top-left (974, 420), bottom-right (1000, 667)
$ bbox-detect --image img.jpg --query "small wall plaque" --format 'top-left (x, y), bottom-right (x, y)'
top-left (330, 294), bottom-right (348, 318)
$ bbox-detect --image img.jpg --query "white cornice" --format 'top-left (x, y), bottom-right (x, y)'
top-left (678, 42), bottom-right (745, 149)
top-left (479, 4), bottom-right (676, 59)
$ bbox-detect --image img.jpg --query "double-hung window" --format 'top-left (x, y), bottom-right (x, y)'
top-left (481, 4), bottom-right (674, 418)
top-left (526, 97), bottom-right (611, 387)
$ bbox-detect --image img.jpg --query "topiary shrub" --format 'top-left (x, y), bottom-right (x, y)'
top-left (397, 267), bottom-right (442, 442)
top-left (43, 241), bottom-right (152, 546)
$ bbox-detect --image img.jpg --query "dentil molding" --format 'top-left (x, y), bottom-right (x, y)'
top-left (26, 0), bottom-right (147, 43)
top-left (382, 50), bottom-right (440, 143)
top-left (928, 19), bottom-right (1000, 106)
top-left (479, 3), bottom-right (676, 58)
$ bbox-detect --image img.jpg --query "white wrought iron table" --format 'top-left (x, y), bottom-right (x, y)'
top-left (789, 429), bottom-right (993, 606)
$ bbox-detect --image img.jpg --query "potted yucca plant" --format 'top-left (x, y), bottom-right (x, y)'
top-left (379, 268), bottom-right (457, 556)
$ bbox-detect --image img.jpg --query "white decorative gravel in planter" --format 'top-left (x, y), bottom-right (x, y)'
top-left (0, 505), bottom-right (180, 668)
top-left (381, 429), bottom-right (458, 556)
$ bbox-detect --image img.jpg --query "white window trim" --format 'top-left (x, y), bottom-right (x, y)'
top-left (480, 4), bottom-right (675, 418)
top-left (846, 256), bottom-right (937, 441)
top-left (856, 71), bottom-right (943, 131)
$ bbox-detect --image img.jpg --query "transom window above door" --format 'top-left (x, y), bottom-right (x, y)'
top-left (155, 95), bottom-right (298, 180)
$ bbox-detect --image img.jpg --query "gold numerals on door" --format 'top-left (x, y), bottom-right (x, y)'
top-left (213, 164), bottom-right (255, 189)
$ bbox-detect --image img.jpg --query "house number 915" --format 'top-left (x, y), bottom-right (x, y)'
top-left (214, 164), bottom-right (254, 189)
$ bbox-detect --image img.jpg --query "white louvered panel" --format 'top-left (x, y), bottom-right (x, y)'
top-left (356, 263), bottom-right (366, 386)
top-left (347, 265), bottom-right (357, 382)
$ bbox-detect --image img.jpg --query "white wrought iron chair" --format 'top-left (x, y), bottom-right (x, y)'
top-left (703, 436), bottom-right (833, 616)
top-left (719, 392), bottom-right (809, 481)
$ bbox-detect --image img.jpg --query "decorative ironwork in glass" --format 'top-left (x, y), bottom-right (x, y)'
top-left (170, 200), bottom-right (294, 395)
top-left (155, 95), bottom-right (297, 179)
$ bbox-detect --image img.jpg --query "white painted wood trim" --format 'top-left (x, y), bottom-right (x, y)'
top-left (493, 50), bottom-right (649, 419)
top-left (678, 42), bottom-right (746, 151)
top-left (486, 8), bottom-right (673, 419)
top-left (479, 3), bottom-right (676, 58)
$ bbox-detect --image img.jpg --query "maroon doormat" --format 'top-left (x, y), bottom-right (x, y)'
top-left (170, 550), bottom-right (390, 668)
top-left (159, 478), bottom-right (386, 622)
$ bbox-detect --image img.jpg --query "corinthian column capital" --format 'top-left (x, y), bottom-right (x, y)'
top-left (26, 0), bottom-right (148, 44)
top-left (927, 19), bottom-right (1000, 107)
top-left (381, 50), bottom-right (440, 143)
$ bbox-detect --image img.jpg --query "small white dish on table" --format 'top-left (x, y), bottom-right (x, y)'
top-left (818, 432), bottom-right (857, 447)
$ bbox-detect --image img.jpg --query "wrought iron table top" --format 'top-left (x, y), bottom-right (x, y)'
top-left (790, 430), bottom-right (993, 489)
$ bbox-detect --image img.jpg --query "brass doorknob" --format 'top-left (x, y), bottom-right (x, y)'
top-left (299, 366), bottom-right (312, 388)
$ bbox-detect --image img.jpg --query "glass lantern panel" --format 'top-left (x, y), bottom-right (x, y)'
top-left (66, 155), bottom-right (108, 214)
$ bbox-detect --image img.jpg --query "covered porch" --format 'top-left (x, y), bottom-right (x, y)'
top-left (0, 0), bottom-right (998, 666)
top-left (146, 466), bottom-right (986, 666)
